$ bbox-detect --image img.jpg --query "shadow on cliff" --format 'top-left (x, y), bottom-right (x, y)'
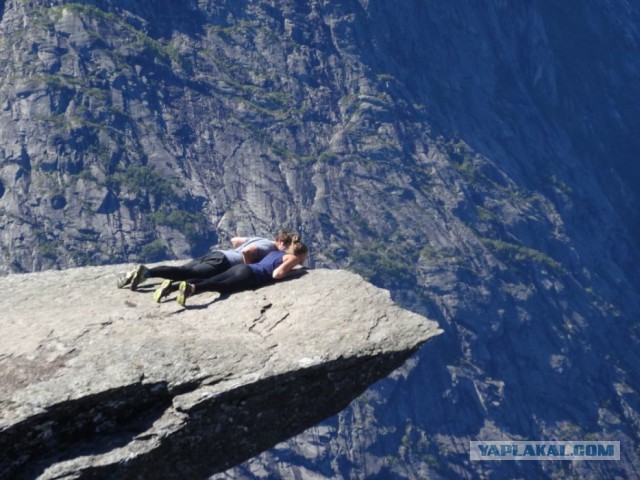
top-left (188, 269), bottom-right (310, 310)
top-left (134, 269), bottom-right (310, 311)
top-left (131, 350), bottom-right (421, 480)
top-left (1, 381), bottom-right (177, 479)
top-left (7, 347), bottom-right (425, 479)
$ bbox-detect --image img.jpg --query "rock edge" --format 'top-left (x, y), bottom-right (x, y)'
top-left (0, 265), bottom-right (442, 479)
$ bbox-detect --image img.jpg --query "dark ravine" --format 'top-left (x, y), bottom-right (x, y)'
top-left (1, 1), bottom-right (639, 478)
top-left (0, 265), bottom-right (441, 479)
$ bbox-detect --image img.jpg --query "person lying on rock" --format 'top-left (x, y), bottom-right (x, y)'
top-left (117, 232), bottom-right (294, 298)
top-left (169, 236), bottom-right (308, 307)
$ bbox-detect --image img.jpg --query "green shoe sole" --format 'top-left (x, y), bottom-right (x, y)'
top-left (177, 281), bottom-right (189, 306)
top-left (154, 280), bottom-right (173, 303)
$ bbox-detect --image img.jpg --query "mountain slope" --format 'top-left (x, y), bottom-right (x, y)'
top-left (1, 1), bottom-right (639, 478)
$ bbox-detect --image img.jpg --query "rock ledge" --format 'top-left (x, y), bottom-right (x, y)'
top-left (0, 265), bottom-right (442, 479)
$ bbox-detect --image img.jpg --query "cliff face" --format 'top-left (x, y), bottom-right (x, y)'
top-left (0, 266), bottom-right (441, 479)
top-left (1, 0), bottom-right (639, 478)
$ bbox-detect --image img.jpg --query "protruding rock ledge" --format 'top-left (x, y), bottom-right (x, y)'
top-left (0, 265), bottom-right (442, 479)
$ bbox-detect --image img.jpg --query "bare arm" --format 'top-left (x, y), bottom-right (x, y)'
top-left (241, 245), bottom-right (260, 264)
top-left (231, 237), bottom-right (247, 248)
top-left (272, 254), bottom-right (301, 280)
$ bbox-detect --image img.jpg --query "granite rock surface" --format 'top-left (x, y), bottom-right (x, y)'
top-left (0, 265), bottom-right (441, 479)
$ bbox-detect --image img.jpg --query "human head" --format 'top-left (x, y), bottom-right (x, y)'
top-left (275, 231), bottom-right (293, 251)
top-left (286, 235), bottom-right (308, 263)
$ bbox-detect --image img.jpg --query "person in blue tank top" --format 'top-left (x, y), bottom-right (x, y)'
top-left (173, 236), bottom-right (308, 307)
top-left (117, 232), bottom-right (293, 296)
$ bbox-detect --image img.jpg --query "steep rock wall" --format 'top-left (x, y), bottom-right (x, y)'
top-left (0, 1), bottom-right (639, 478)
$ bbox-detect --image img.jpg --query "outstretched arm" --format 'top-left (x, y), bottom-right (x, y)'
top-left (231, 237), bottom-right (248, 248)
top-left (272, 254), bottom-right (301, 280)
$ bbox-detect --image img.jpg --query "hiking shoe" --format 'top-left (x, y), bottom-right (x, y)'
top-left (153, 279), bottom-right (175, 303)
top-left (117, 268), bottom-right (137, 289)
top-left (129, 265), bottom-right (150, 291)
top-left (177, 281), bottom-right (194, 307)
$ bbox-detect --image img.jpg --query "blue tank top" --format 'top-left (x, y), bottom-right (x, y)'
top-left (248, 250), bottom-right (285, 285)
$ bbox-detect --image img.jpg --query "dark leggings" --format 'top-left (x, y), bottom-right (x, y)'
top-left (149, 252), bottom-right (230, 281)
top-left (189, 264), bottom-right (259, 295)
